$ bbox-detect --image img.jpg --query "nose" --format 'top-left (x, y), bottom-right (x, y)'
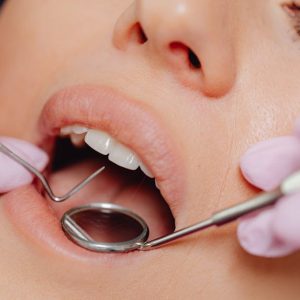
top-left (113, 0), bottom-right (237, 98)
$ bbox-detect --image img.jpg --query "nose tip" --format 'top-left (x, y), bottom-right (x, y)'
top-left (113, 0), bottom-right (236, 98)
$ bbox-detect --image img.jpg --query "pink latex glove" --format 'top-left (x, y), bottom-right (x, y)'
top-left (0, 137), bottom-right (49, 193)
top-left (238, 121), bottom-right (300, 257)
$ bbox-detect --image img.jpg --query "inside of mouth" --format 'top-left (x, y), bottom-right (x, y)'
top-left (47, 135), bottom-right (175, 246)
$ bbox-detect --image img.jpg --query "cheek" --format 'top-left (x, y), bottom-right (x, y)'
top-left (238, 76), bottom-right (300, 147)
top-left (0, 1), bottom-right (113, 140)
top-left (168, 64), bottom-right (300, 223)
top-left (0, 3), bottom-right (58, 139)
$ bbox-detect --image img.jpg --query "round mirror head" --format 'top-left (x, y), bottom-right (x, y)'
top-left (61, 202), bottom-right (149, 252)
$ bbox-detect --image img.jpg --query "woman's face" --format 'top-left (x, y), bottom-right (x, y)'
top-left (1, 0), bottom-right (300, 298)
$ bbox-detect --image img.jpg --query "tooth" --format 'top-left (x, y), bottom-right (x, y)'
top-left (72, 125), bottom-right (88, 135)
top-left (155, 179), bottom-right (160, 190)
top-left (60, 126), bottom-right (73, 136)
top-left (70, 133), bottom-right (85, 147)
top-left (85, 129), bottom-right (114, 155)
top-left (139, 161), bottom-right (154, 178)
top-left (84, 128), bottom-right (140, 171)
top-left (109, 142), bottom-right (139, 170)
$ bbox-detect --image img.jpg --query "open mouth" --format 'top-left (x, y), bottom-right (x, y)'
top-left (49, 124), bottom-right (175, 242)
top-left (2, 85), bottom-right (186, 259)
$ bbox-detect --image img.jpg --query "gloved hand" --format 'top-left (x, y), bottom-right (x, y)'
top-left (0, 137), bottom-right (48, 193)
top-left (238, 120), bottom-right (300, 257)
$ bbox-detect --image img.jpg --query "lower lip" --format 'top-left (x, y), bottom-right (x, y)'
top-left (1, 185), bottom-right (153, 264)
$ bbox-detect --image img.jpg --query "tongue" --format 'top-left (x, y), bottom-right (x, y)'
top-left (47, 157), bottom-right (174, 239)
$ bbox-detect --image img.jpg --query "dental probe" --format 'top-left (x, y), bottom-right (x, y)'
top-left (139, 170), bottom-right (300, 250)
top-left (61, 169), bottom-right (300, 253)
top-left (0, 143), bottom-right (105, 202)
top-left (139, 189), bottom-right (282, 249)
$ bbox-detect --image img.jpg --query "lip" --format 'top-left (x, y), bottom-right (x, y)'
top-left (2, 85), bottom-right (186, 261)
top-left (2, 186), bottom-right (151, 264)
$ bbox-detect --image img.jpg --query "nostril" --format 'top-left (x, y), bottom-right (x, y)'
top-left (129, 22), bottom-right (148, 45)
top-left (188, 49), bottom-right (201, 69)
top-left (169, 42), bottom-right (201, 70)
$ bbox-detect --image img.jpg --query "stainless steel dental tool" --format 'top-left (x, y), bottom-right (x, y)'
top-left (0, 143), bottom-right (105, 202)
top-left (2, 142), bottom-right (300, 253)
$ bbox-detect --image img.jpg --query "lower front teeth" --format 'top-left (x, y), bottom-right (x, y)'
top-left (61, 126), bottom-right (154, 177)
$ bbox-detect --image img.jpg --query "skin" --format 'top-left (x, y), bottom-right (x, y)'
top-left (0, 0), bottom-right (300, 298)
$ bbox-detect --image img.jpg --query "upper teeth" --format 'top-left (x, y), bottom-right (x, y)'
top-left (60, 125), bottom-right (154, 178)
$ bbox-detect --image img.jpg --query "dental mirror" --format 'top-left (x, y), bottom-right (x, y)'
top-left (61, 203), bottom-right (149, 252)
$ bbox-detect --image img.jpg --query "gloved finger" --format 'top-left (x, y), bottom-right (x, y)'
top-left (272, 193), bottom-right (300, 250)
top-left (240, 136), bottom-right (300, 191)
top-left (0, 137), bottom-right (49, 193)
top-left (237, 205), bottom-right (296, 257)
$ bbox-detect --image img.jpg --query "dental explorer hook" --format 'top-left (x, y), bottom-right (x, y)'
top-left (0, 143), bottom-right (105, 202)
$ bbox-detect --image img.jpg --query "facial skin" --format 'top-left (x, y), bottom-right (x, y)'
top-left (1, 0), bottom-right (300, 298)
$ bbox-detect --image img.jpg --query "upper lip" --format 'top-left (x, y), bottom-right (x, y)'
top-left (38, 85), bottom-right (186, 219)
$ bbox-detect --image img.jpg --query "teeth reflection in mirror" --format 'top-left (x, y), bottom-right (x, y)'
top-left (108, 143), bottom-right (139, 170)
top-left (84, 129), bottom-right (114, 155)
